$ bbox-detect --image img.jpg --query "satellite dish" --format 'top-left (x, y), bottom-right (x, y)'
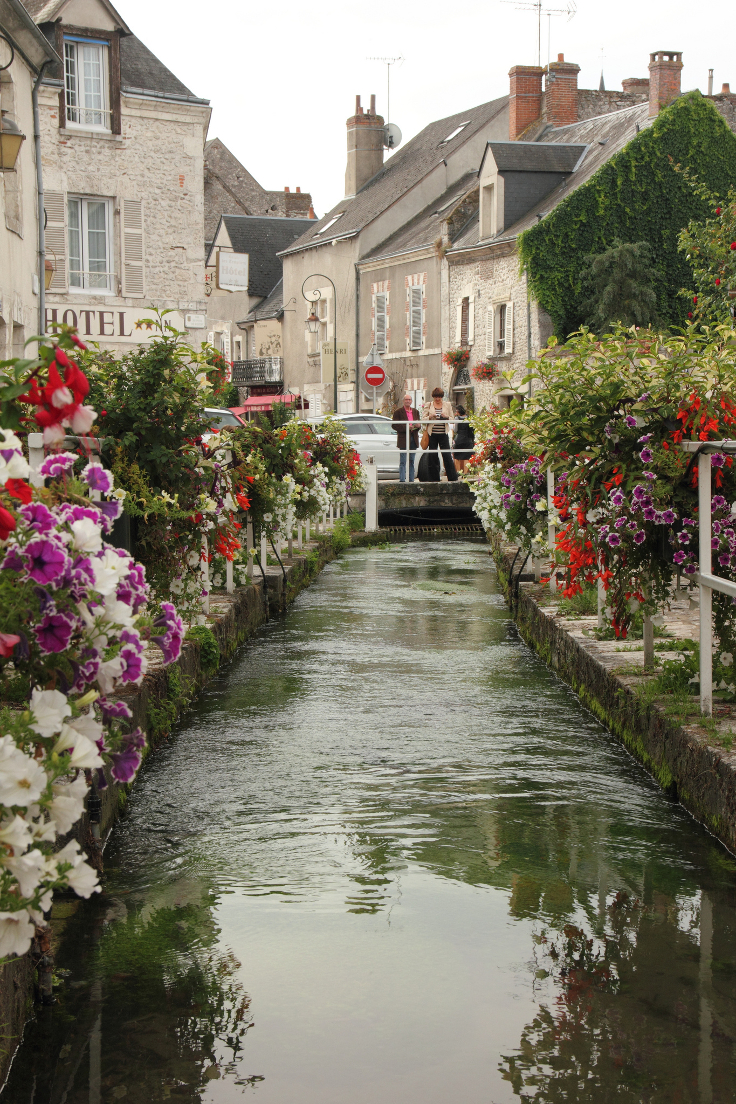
top-left (383, 123), bottom-right (402, 150)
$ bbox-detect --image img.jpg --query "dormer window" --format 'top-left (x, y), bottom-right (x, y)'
top-left (64, 37), bottom-right (110, 130)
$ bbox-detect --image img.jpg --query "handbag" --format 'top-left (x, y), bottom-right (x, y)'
top-left (420, 429), bottom-right (430, 450)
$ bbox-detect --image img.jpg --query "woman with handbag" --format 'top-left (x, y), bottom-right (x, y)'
top-left (453, 405), bottom-right (475, 473)
top-left (421, 388), bottom-right (458, 482)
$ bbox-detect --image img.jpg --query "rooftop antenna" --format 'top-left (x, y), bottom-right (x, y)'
top-left (366, 56), bottom-right (404, 126)
top-left (502, 0), bottom-right (576, 68)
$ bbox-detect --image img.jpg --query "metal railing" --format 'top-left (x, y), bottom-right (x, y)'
top-left (232, 357), bottom-right (284, 385)
top-left (65, 105), bottom-right (113, 128)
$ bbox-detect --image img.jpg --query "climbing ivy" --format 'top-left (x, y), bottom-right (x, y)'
top-left (518, 93), bottom-right (736, 339)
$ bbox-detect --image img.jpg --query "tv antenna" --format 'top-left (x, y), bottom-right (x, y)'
top-left (366, 56), bottom-right (404, 126)
top-left (501, 1), bottom-right (576, 68)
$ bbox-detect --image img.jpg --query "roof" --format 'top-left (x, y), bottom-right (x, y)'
top-left (240, 278), bottom-right (284, 324)
top-left (208, 216), bottom-right (314, 297)
top-left (361, 172), bottom-right (478, 262)
top-left (119, 35), bottom-right (206, 103)
top-left (450, 101), bottom-right (651, 251)
top-left (24, 0), bottom-right (131, 32)
top-left (485, 140), bottom-right (587, 173)
top-left (0, 0), bottom-right (60, 70)
top-left (282, 95), bottom-right (508, 256)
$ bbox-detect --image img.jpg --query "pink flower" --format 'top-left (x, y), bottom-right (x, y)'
top-left (34, 611), bottom-right (75, 654)
top-left (0, 633), bottom-right (20, 657)
top-left (25, 538), bottom-right (68, 585)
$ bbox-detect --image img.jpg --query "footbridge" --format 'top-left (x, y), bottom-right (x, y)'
top-left (349, 480), bottom-right (482, 534)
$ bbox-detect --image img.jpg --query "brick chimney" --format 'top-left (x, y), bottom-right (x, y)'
top-left (509, 64), bottom-right (543, 139)
top-left (345, 94), bottom-right (385, 198)
top-left (622, 77), bottom-right (650, 94)
top-left (545, 54), bottom-right (580, 127)
top-left (648, 51), bottom-right (683, 116)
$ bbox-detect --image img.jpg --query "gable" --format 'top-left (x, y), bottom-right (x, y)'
top-left (26, 0), bottom-right (130, 32)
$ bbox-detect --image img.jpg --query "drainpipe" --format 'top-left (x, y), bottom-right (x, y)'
top-left (354, 261), bottom-right (360, 413)
top-left (32, 61), bottom-right (50, 341)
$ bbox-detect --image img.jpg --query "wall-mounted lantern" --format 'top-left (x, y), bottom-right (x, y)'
top-left (0, 111), bottom-right (25, 172)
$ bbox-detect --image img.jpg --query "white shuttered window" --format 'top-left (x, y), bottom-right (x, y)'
top-left (504, 300), bottom-right (514, 355)
top-left (485, 308), bottom-right (494, 355)
top-left (44, 191), bottom-right (67, 292)
top-left (122, 198), bottom-right (145, 298)
top-left (409, 286), bottom-right (423, 350)
top-left (375, 292), bottom-right (387, 353)
top-left (68, 197), bottom-right (113, 291)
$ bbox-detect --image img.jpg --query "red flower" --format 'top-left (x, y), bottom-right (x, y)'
top-left (693, 296), bottom-right (697, 304)
top-left (0, 633), bottom-right (20, 658)
top-left (716, 207), bottom-right (722, 215)
top-left (5, 479), bottom-right (32, 504)
top-left (688, 312), bottom-right (693, 318)
top-left (235, 492), bottom-right (250, 510)
top-left (0, 505), bottom-right (16, 540)
top-left (716, 278), bottom-right (721, 286)
top-left (731, 242), bottom-right (736, 250)
top-left (69, 333), bottom-right (87, 351)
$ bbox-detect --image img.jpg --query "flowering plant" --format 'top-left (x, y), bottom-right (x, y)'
top-left (442, 348), bottom-right (471, 370)
top-left (471, 358), bottom-right (498, 382)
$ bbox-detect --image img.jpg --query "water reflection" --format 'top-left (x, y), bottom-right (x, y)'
top-left (6, 542), bottom-right (736, 1103)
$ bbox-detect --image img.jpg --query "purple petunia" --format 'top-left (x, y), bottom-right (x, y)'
top-left (624, 415), bottom-right (637, 428)
top-left (38, 452), bottom-right (76, 478)
top-left (661, 509), bottom-right (676, 524)
top-left (711, 453), bottom-right (726, 468)
top-left (632, 485), bottom-right (646, 501)
top-left (712, 495), bottom-right (727, 509)
top-left (82, 462), bottom-right (114, 494)
top-left (1, 547), bottom-right (25, 573)
top-left (683, 518), bottom-right (696, 527)
top-left (637, 434), bottom-right (652, 444)
top-left (98, 499), bottom-right (123, 532)
top-left (673, 550), bottom-right (686, 564)
top-left (607, 533), bottom-right (621, 547)
top-left (97, 697), bottom-right (133, 721)
top-left (19, 502), bottom-right (56, 535)
top-left (678, 532), bottom-right (690, 544)
top-left (638, 393), bottom-right (650, 403)
top-left (712, 537), bottom-right (720, 550)
top-left (684, 563), bottom-right (697, 575)
top-left (34, 610), bottom-right (75, 654)
top-left (720, 552), bottom-right (731, 566)
top-left (614, 517), bottom-right (627, 529)
top-left (643, 506), bottom-right (656, 521)
top-left (25, 538), bottom-right (68, 585)
top-left (604, 424), bottom-right (613, 438)
top-left (120, 646), bottom-right (145, 683)
top-left (642, 471), bottom-right (657, 481)
top-left (634, 530), bottom-right (646, 544)
top-left (611, 491), bottom-right (625, 507)
top-left (640, 448), bottom-right (653, 463)
top-left (109, 728), bottom-right (146, 784)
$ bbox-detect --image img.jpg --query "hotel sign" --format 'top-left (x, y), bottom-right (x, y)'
top-left (216, 251), bottom-right (249, 292)
top-left (44, 306), bottom-right (186, 344)
top-left (320, 341), bottom-right (353, 385)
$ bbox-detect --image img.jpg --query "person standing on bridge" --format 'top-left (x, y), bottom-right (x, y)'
top-left (422, 388), bottom-right (458, 482)
top-left (453, 406), bottom-right (475, 474)
top-left (394, 393), bottom-right (420, 483)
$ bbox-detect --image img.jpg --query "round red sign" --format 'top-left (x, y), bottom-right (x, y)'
top-left (364, 365), bottom-right (386, 387)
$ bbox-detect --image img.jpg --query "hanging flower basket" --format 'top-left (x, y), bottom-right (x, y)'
top-left (442, 348), bottom-right (471, 370)
top-left (471, 359), bottom-right (498, 381)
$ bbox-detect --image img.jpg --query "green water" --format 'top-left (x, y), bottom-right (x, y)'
top-left (5, 541), bottom-right (736, 1103)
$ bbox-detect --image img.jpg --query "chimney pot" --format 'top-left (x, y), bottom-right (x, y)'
top-left (308, 205), bottom-right (317, 219)
top-left (508, 64), bottom-right (544, 139)
top-left (345, 95), bottom-right (385, 197)
top-left (545, 55), bottom-right (581, 127)
top-left (296, 186), bottom-right (301, 193)
top-left (648, 50), bottom-right (683, 116)
top-left (557, 53), bottom-right (564, 62)
top-left (355, 94), bottom-right (361, 114)
top-left (370, 94), bottom-right (376, 115)
top-left (722, 82), bottom-right (731, 94)
top-left (284, 186), bottom-right (289, 193)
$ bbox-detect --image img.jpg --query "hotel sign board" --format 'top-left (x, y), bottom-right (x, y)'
top-left (320, 341), bottom-right (353, 384)
top-left (216, 250), bottom-right (249, 292)
top-left (44, 306), bottom-right (188, 344)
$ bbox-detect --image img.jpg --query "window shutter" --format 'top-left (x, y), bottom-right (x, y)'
top-left (375, 292), bottom-right (387, 352)
top-left (460, 297), bottom-right (469, 346)
top-left (504, 301), bottom-right (514, 355)
top-left (121, 198), bottom-right (144, 297)
top-left (485, 308), bottom-right (494, 356)
top-left (468, 296), bottom-right (475, 345)
top-left (44, 191), bottom-right (67, 291)
top-left (207, 331), bottom-right (215, 346)
top-left (222, 331), bottom-right (231, 360)
top-left (410, 286), bottom-right (423, 350)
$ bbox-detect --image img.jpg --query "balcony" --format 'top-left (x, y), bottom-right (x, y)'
top-left (232, 357), bottom-right (284, 385)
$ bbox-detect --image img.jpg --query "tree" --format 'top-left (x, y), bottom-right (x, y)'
top-left (678, 176), bottom-right (736, 325)
top-left (580, 241), bottom-right (660, 333)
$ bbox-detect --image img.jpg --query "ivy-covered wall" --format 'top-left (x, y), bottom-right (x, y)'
top-left (518, 93), bottom-right (736, 338)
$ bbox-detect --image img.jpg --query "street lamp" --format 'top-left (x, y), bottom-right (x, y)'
top-left (302, 273), bottom-right (338, 414)
top-left (0, 111), bottom-right (25, 172)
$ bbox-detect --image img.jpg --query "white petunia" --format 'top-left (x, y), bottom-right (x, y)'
top-left (70, 517), bottom-right (103, 553)
top-left (97, 655), bottom-right (124, 694)
top-left (721, 652), bottom-right (733, 667)
top-left (0, 814), bottom-right (33, 854)
top-left (4, 847), bottom-right (46, 897)
top-left (29, 687), bottom-right (71, 738)
top-left (0, 910), bottom-right (36, 957)
top-left (49, 774), bottom-right (88, 835)
top-left (90, 549), bottom-right (129, 596)
top-left (54, 841), bottom-right (100, 898)
top-left (54, 728), bottom-right (103, 770)
top-left (0, 737), bottom-right (47, 807)
top-left (66, 710), bottom-right (104, 745)
top-left (0, 451), bottom-right (30, 484)
top-left (101, 596), bottom-right (136, 627)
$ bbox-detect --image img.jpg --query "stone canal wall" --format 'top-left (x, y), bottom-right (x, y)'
top-left (493, 538), bottom-right (736, 857)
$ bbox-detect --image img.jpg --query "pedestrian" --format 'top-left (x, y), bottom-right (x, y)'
top-left (453, 405), bottom-right (475, 473)
top-left (421, 387), bottom-right (458, 482)
top-left (393, 393), bottom-right (420, 483)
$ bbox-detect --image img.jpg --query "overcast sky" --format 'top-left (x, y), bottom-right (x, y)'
top-left (119, 0), bottom-right (734, 217)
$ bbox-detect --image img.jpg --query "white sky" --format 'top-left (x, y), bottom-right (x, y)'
top-left (118, 0), bottom-right (735, 217)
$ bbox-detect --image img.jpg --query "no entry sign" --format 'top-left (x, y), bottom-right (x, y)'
top-left (364, 364), bottom-right (386, 388)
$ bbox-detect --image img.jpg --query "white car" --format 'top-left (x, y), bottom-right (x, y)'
top-left (319, 413), bottom-right (402, 478)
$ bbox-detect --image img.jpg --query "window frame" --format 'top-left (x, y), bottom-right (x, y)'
top-left (67, 195), bottom-right (115, 294)
top-left (63, 36), bottom-right (111, 131)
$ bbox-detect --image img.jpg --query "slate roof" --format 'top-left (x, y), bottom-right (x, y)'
top-left (486, 140), bottom-right (587, 173)
top-left (208, 216), bottom-right (314, 298)
top-left (281, 96), bottom-right (508, 256)
top-left (451, 101), bottom-right (651, 251)
top-left (241, 279), bottom-right (284, 324)
top-left (361, 172), bottom-right (479, 262)
top-left (119, 35), bottom-right (206, 103)
top-left (23, 0), bottom-right (130, 30)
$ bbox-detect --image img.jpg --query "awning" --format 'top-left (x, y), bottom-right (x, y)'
top-left (239, 393), bottom-right (303, 413)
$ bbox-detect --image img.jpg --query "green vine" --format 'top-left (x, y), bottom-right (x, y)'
top-left (518, 92), bottom-right (736, 338)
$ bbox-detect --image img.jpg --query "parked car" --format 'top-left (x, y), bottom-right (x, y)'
top-left (200, 407), bottom-right (245, 444)
top-left (313, 413), bottom-right (401, 478)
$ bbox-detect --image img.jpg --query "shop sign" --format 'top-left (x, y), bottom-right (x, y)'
top-left (320, 341), bottom-right (353, 385)
top-left (44, 306), bottom-right (184, 344)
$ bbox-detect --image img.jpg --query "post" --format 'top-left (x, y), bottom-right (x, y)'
top-left (200, 536), bottom-right (210, 617)
top-left (226, 559), bottom-right (234, 594)
top-left (260, 530), bottom-right (268, 574)
top-left (298, 521), bottom-right (303, 550)
top-left (365, 456), bottom-right (378, 532)
top-left (643, 614), bottom-right (654, 669)
top-left (699, 450), bottom-right (713, 716)
top-left (288, 529), bottom-right (293, 557)
top-left (597, 576), bottom-right (605, 629)
top-left (329, 503), bottom-right (334, 529)
top-left (28, 431), bottom-right (45, 488)
top-left (546, 467), bottom-right (557, 592)
top-left (306, 518), bottom-right (311, 542)
top-left (246, 515), bottom-right (254, 578)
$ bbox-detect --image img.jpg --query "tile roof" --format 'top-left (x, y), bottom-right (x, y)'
top-left (450, 101), bottom-right (651, 251)
top-left (361, 172), bottom-right (479, 262)
top-left (486, 140), bottom-right (587, 173)
top-left (241, 278), bottom-right (284, 324)
top-left (210, 216), bottom-right (315, 297)
top-left (281, 96), bottom-right (508, 256)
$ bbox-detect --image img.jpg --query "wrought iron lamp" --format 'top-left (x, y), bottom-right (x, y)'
top-left (0, 111), bottom-right (25, 172)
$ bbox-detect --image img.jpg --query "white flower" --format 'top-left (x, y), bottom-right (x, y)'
top-left (4, 847), bottom-right (46, 897)
top-left (0, 451), bottom-right (30, 484)
top-left (0, 910), bottom-right (36, 957)
top-left (101, 596), bottom-right (136, 628)
top-left (30, 688), bottom-right (71, 738)
top-left (0, 737), bottom-right (47, 807)
top-left (54, 841), bottom-right (100, 898)
top-left (97, 655), bottom-right (123, 694)
top-left (0, 814), bottom-right (33, 854)
top-left (70, 517), bottom-right (103, 553)
top-left (67, 404), bottom-right (96, 434)
top-left (49, 774), bottom-right (88, 835)
top-left (54, 728), bottom-right (103, 770)
top-left (535, 498), bottom-right (547, 512)
top-left (67, 710), bottom-right (104, 744)
top-left (90, 549), bottom-right (129, 596)
top-left (721, 652), bottom-right (733, 667)
top-left (112, 487), bottom-right (127, 501)
top-left (204, 498), bottom-right (217, 513)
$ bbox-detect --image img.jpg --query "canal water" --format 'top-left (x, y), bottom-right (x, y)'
top-left (6, 541), bottom-right (736, 1103)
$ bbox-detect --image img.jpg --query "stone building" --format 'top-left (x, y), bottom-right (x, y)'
top-left (26, 0), bottom-right (211, 351)
top-left (0, 0), bottom-right (58, 356)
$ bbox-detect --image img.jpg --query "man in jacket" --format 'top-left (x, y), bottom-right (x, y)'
top-left (393, 393), bottom-right (420, 483)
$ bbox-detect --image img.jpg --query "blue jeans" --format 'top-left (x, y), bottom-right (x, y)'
top-left (399, 450), bottom-right (416, 482)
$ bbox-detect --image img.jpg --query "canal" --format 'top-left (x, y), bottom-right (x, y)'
top-left (5, 540), bottom-right (736, 1103)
